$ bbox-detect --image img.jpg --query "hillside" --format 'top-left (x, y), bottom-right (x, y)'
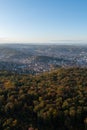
top-left (0, 44), bottom-right (87, 74)
top-left (0, 68), bottom-right (87, 130)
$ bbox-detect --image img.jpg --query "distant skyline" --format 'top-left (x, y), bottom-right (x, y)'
top-left (0, 0), bottom-right (87, 44)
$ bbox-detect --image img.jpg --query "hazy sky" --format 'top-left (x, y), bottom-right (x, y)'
top-left (0, 0), bottom-right (87, 44)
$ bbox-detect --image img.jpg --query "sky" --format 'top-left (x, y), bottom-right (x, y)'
top-left (0, 0), bottom-right (87, 44)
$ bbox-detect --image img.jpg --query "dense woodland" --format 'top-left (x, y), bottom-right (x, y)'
top-left (0, 68), bottom-right (87, 130)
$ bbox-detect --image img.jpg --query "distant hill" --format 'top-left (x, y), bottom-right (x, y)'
top-left (0, 44), bottom-right (87, 73)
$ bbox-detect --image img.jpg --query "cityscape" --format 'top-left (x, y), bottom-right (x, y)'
top-left (0, 44), bottom-right (87, 74)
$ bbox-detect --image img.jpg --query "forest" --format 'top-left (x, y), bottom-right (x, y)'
top-left (0, 68), bottom-right (87, 130)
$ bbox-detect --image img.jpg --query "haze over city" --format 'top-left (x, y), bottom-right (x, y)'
top-left (0, 0), bottom-right (87, 44)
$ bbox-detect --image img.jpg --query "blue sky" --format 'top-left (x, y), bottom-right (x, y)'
top-left (0, 0), bottom-right (87, 44)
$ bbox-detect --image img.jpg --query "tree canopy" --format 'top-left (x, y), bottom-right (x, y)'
top-left (0, 68), bottom-right (87, 130)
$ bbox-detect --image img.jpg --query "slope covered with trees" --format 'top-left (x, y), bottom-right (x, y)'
top-left (0, 68), bottom-right (87, 130)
